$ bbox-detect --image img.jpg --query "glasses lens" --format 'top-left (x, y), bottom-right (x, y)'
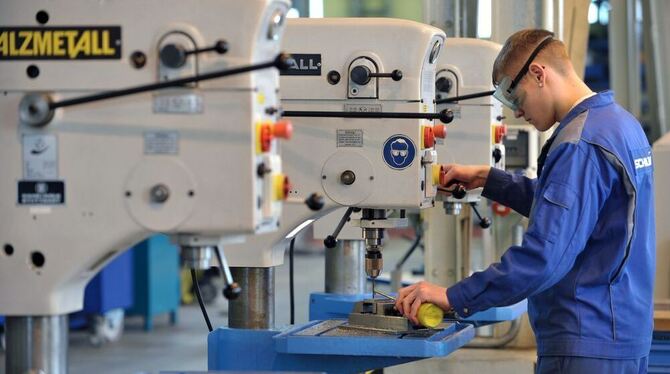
top-left (392, 150), bottom-right (400, 156)
top-left (493, 76), bottom-right (520, 111)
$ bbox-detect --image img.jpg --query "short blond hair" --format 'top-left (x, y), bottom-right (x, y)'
top-left (492, 29), bottom-right (571, 86)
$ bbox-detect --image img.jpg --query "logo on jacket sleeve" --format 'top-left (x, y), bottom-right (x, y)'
top-left (634, 156), bottom-right (652, 170)
top-left (382, 135), bottom-right (415, 170)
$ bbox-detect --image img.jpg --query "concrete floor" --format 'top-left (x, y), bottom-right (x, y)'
top-left (0, 235), bottom-right (536, 373)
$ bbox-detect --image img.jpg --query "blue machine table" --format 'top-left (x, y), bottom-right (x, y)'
top-left (208, 320), bottom-right (474, 373)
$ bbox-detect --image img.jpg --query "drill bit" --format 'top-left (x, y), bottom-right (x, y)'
top-left (371, 278), bottom-right (375, 299)
top-left (373, 289), bottom-right (395, 300)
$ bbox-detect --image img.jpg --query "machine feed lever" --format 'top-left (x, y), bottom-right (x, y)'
top-left (282, 109), bottom-right (454, 124)
top-left (470, 203), bottom-right (491, 229)
top-left (434, 89), bottom-right (495, 104)
top-left (214, 246), bottom-right (241, 300)
top-left (20, 53), bottom-right (293, 127)
top-left (160, 39), bottom-right (229, 68)
top-left (323, 207), bottom-right (357, 249)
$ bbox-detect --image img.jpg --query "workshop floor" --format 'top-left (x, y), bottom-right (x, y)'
top-left (0, 235), bottom-right (536, 373)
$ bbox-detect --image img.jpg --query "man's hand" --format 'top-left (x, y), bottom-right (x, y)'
top-left (441, 164), bottom-right (491, 191)
top-left (395, 281), bottom-right (450, 325)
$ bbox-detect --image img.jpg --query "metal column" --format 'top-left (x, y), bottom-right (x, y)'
top-left (228, 267), bottom-right (274, 329)
top-left (5, 315), bottom-right (68, 374)
top-left (325, 240), bottom-right (366, 295)
top-left (609, 0), bottom-right (642, 118)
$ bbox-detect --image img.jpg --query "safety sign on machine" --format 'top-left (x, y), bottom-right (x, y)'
top-left (382, 134), bottom-right (415, 170)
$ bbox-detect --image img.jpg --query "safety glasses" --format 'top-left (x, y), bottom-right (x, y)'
top-left (493, 35), bottom-right (554, 111)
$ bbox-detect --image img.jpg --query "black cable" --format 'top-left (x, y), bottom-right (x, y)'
top-left (191, 269), bottom-right (213, 332)
top-left (395, 233), bottom-right (423, 271)
top-left (289, 237), bottom-right (296, 325)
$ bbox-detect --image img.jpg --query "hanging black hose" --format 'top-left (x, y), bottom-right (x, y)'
top-left (289, 237), bottom-right (296, 325)
top-left (191, 269), bottom-right (213, 332)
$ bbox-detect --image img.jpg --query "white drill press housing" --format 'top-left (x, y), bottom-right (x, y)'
top-left (226, 18), bottom-right (447, 267)
top-left (435, 38), bottom-right (504, 203)
top-left (0, 0), bottom-right (290, 315)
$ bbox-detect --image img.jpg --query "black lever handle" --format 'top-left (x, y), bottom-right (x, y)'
top-left (282, 109), bottom-right (454, 124)
top-left (21, 53), bottom-right (292, 127)
top-left (160, 40), bottom-right (229, 69)
top-left (470, 203), bottom-right (491, 229)
top-left (324, 207), bottom-right (358, 249)
top-left (438, 179), bottom-right (467, 199)
top-left (435, 90), bottom-right (495, 105)
top-left (214, 246), bottom-right (242, 300)
top-left (369, 69), bottom-right (403, 81)
top-left (350, 65), bottom-right (403, 85)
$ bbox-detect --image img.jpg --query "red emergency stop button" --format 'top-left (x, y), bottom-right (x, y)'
top-left (273, 120), bottom-right (293, 140)
top-left (433, 124), bottom-right (447, 139)
top-left (259, 123), bottom-right (272, 153)
top-left (494, 124), bottom-right (507, 144)
top-left (423, 126), bottom-right (435, 148)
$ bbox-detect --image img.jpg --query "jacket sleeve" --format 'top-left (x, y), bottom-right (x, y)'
top-left (481, 167), bottom-right (537, 217)
top-left (447, 142), bottom-right (610, 317)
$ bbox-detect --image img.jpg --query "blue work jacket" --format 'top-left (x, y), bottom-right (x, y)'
top-left (447, 91), bottom-right (655, 359)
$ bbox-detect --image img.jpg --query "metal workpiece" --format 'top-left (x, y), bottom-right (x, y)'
top-left (6, 315), bottom-right (68, 374)
top-left (228, 267), bottom-right (274, 329)
top-left (180, 245), bottom-right (214, 270)
top-left (325, 240), bottom-right (366, 295)
top-left (349, 299), bottom-right (415, 332)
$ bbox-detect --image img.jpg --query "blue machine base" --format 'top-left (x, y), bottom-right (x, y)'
top-left (309, 292), bottom-right (527, 327)
top-left (208, 322), bottom-right (474, 373)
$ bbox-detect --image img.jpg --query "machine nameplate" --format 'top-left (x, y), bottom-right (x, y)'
top-left (22, 134), bottom-right (58, 179)
top-left (0, 26), bottom-right (121, 60)
top-left (336, 129), bottom-right (363, 147)
top-left (280, 53), bottom-right (321, 76)
top-left (144, 131), bottom-right (179, 155)
top-left (344, 104), bottom-right (382, 113)
top-left (153, 93), bottom-right (203, 114)
top-left (17, 180), bottom-right (64, 205)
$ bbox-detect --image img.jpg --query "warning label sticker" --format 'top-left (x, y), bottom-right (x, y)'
top-left (18, 181), bottom-right (65, 205)
top-left (337, 129), bottom-right (363, 147)
top-left (0, 26), bottom-right (121, 60)
top-left (23, 134), bottom-right (58, 180)
top-left (144, 131), bottom-right (179, 155)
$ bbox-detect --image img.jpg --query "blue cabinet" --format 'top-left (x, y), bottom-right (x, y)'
top-left (127, 235), bottom-right (180, 331)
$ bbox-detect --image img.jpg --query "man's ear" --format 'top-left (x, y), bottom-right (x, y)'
top-left (529, 63), bottom-right (545, 84)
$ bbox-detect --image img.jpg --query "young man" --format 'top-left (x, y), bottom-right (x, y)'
top-left (395, 29), bottom-right (655, 373)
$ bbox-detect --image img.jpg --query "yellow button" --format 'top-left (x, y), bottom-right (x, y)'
top-left (432, 164), bottom-right (442, 186)
top-left (273, 174), bottom-right (288, 201)
top-left (417, 303), bottom-right (444, 328)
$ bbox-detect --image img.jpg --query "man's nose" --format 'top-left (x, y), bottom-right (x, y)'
top-left (514, 108), bottom-right (525, 118)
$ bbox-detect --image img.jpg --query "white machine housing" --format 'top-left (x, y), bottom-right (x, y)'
top-left (435, 38), bottom-right (504, 203)
top-left (0, 0), bottom-right (290, 315)
top-left (423, 38), bottom-right (506, 286)
top-left (226, 18), bottom-right (447, 266)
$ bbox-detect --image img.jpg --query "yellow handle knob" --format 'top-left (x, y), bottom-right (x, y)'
top-left (417, 303), bottom-right (444, 328)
